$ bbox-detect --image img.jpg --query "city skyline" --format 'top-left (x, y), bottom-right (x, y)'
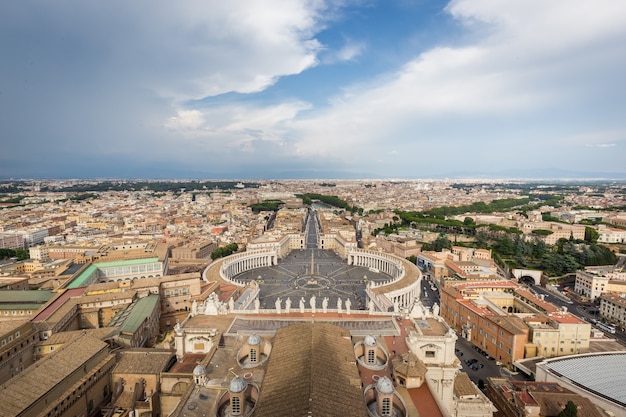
top-left (1, 0), bottom-right (626, 180)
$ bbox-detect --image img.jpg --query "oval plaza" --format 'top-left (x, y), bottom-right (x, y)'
top-left (203, 210), bottom-right (422, 314)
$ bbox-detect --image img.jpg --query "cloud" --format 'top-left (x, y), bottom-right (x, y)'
top-left (165, 110), bottom-right (206, 131)
top-left (586, 143), bottom-right (617, 148)
top-left (322, 39), bottom-right (366, 64)
top-left (0, 0), bottom-right (332, 176)
top-left (281, 0), bottom-right (626, 175)
top-left (2, 0), bottom-right (626, 178)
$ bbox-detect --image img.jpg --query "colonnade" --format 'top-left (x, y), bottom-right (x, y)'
top-left (348, 249), bottom-right (403, 279)
top-left (385, 280), bottom-right (421, 309)
top-left (220, 249), bottom-right (278, 280)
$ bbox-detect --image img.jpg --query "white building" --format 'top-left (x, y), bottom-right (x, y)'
top-left (597, 224), bottom-right (626, 244)
top-left (575, 268), bottom-right (626, 300)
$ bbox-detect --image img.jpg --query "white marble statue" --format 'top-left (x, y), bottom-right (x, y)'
top-left (322, 297), bottom-right (329, 313)
top-left (337, 297), bottom-right (343, 314)
top-left (299, 297), bottom-right (305, 313)
top-left (254, 298), bottom-right (260, 313)
top-left (285, 297), bottom-right (292, 314)
top-left (275, 297), bottom-right (281, 314)
top-left (368, 299), bottom-right (375, 314)
top-left (345, 298), bottom-right (352, 315)
top-left (228, 297), bottom-right (235, 312)
top-left (191, 299), bottom-right (198, 315)
top-left (432, 302), bottom-right (440, 317)
top-left (310, 295), bottom-right (316, 313)
top-left (393, 299), bottom-right (399, 313)
top-left (205, 293), bottom-right (220, 315)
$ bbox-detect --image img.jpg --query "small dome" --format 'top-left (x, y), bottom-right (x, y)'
top-left (364, 335), bottom-right (377, 347)
top-left (193, 364), bottom-right (206, 376)
top-left (376, 376), bottom-right (394, 394)
top-left (248, 334), bottom-right (262, 346)
top-left (230, 375), bottom-right (247, 393)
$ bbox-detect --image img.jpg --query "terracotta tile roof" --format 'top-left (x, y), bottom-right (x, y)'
top-left (253, 322), bottom-right (369, 417)
top-left (113, 349), bottom-right (175, 375)
top-left (0, 335), bottom-right (109, 416)
top-left (454, 372), bottom-right (479, 398)
top-left (392, 351), bottom-right (427, 378)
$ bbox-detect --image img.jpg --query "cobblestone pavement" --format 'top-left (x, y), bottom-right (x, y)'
top-left (233, 248), bottom-right (393, 311)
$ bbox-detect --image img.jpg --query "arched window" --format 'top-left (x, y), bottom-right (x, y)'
top-left (250, 348), bottom-right (257, 363)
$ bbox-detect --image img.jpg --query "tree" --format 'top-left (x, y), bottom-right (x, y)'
top-left (584, 226), bottom-right (599, 244)
top-left (558, 400), bottom-right (578, 417)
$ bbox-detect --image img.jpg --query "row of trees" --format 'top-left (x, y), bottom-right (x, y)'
top-left (0, 248), bottom-right (29, 261)
top-left (249, 200), bottom-right (284, 213)
top-left (415, 227), bottom-right (616, 276)
top-left (297, 193), bottom-right (364, 215)
top-left (210, 243), bottom-right (239, 260)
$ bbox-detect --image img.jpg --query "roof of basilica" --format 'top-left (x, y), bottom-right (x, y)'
top-left (253, 322), bottom-right (369, 417)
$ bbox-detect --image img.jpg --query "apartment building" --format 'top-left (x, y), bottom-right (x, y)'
top-left (599, 293), bottom-right (626, 330)
top-left (524, 313), bottom-right (591, 358)
top-left (170, 239), bottom-right (215, 260)
top-left (597, 224), bottom-right (626, 244)
top-left (441, 281), bottom-right (590, 366)
top-left (575, 268), bottom-right (626, 300)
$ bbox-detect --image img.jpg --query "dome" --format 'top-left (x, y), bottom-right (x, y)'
top-left (248, 334), bottom-right (262, 346)
top-left (376, 376), bottom-right (394, 394)
top-left (364, 335), bottom-right (377, 347)
top-left (229, 375), bottom-right (247, 393)
top-left (193, 364), bottom-right (206, 376)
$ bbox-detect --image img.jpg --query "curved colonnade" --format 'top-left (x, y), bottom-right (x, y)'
top-left (349, 249), bottom-right (421, 311)
top-left (203, 247), bottom-right (421, 312)
top-left (219, 249), bottom-right (278, 283)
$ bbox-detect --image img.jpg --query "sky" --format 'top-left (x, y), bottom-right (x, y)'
top-left (1, 0), bottom-right (625, 180)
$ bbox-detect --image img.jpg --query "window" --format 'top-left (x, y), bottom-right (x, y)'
top-left (250, 348), bottom-right (257, 363)
top-left (381, 397), bottom-right (391, 416)
top-left (368, 348), bottom-right (376, 364)
top-left (231, 396), bottom-right (241, 415)
top-left (425, 351), bottom-right (435, 358)
top-left (15, 331), bottom-right (20, 339)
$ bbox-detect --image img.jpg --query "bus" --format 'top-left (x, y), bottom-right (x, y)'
top-left (596, 322), bottom-right (616, 334)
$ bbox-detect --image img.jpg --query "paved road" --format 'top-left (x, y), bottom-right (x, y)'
top-left (532, 283), bottom-right (626, 345)
top-left (455, 337), bottom-right (527, 385)
top-left (420, 276), bottom-right (439, 309)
